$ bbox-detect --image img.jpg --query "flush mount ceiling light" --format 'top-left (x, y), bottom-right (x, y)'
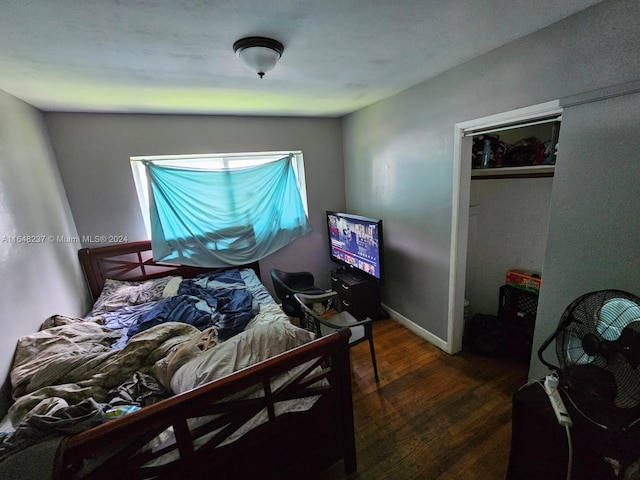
top-left (233, 36), bottom-right (284, 78)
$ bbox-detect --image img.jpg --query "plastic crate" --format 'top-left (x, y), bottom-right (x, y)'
top-left (499, 285), bottom-right (538, 362)
top-left (500, 284), bottom-right (539, 317)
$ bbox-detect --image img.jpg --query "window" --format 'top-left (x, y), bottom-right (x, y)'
top-left (130, 151), bottom-right (310, 267)
top-left (131, 151), bottom-right (308, 236)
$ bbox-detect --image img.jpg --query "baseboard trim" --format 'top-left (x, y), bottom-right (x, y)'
top-left (382, 303), bottom-right (451, 353)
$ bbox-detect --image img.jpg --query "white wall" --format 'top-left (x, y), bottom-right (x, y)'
top-left (466, 177), bottom-right (553, 317)
top-left (0, 89), bottom-right (87, 414)
top-left (342, 0), bottom-right (640, 363)
top-left (45, 113), bottom-right (345, 293)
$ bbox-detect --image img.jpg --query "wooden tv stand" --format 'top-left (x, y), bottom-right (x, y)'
top-left (331, 270), bottom-right (382, 320)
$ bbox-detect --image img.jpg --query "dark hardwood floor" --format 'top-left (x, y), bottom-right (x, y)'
top-left (314, 318), bottom-right (529, 480)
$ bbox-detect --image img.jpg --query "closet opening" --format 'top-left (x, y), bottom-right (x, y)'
top-left (448, 101), bottom-right (562, 362)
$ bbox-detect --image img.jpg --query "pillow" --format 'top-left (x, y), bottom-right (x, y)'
top-left (90, 277), bottom-right (179, 317)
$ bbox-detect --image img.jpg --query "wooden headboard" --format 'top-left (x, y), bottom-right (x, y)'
top-left (78, 240), bottom-right (261, 302)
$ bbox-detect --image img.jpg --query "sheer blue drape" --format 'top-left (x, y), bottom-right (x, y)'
top-left (145, 156), bottom-right (311, 267)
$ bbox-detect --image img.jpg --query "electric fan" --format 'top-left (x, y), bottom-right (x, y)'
top-left (538, 289), bottom-right (640, 430)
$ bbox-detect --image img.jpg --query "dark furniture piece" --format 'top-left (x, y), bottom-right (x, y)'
top-left (295, 291), bottom-right (379, 382)
top-left (507, 382), bottom-right (640, 479)
top-left (331, 270), bottom-right (382, 320)
top-left (51, 241), bottom-right (358, 479)
top-left (499, 284), bottom-right (538, 362)
top-left (270, 268), bottom-right (326, 321)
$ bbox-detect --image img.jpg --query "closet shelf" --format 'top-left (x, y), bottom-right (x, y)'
top-left (471, 165), bottom-right (555, 179)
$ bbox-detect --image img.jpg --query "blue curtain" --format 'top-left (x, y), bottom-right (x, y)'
top-left (145, 156), bottom-right (311, 267)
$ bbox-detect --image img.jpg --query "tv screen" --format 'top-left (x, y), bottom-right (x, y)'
top-left (326, 211), bottom-right (384, 284)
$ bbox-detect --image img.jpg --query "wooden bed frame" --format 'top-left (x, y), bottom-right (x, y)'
top-left (60, 240), bottom-right (356, 479)
top-left (78, 240), bottom-right (262, 302)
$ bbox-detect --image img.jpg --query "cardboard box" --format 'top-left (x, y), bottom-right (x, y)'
top-left (506, 270), bottom-right (541, 294)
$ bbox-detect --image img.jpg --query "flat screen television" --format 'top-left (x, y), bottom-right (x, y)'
top-left (326, 211), bottom-right (384, 284)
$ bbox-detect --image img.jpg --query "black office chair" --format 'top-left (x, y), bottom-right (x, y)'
top-left (270, 268), bottom-right (326, 322)
top-left (294, 291), bottom-right (379, 382)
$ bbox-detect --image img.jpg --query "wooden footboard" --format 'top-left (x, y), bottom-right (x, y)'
top-left (61, 328), bottom-right (355, 480)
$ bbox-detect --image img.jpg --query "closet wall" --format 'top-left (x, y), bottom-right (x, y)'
top-left (465, 176), bottom-right (553, 317)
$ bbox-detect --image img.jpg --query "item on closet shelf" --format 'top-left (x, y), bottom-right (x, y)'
top-left (506, 269), bottom-right (541, 294)
top-left (481, 138), bottom-right (492, 168)
top-left (502, 137), bottom-right (547, 167)
top-left (472, 134), bottom-right (504, 169)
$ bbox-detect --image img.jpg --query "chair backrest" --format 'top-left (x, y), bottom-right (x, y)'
top-left (294, 291), bottom-right (342, 337)
top-left (295, 291), bottom-right (379, 382)
top-left (271, 268), bottom-right (302, 317)
top-left (270, 269), bottom-right (299, 318)
top-left (270, 269), bottom-right (290, 300)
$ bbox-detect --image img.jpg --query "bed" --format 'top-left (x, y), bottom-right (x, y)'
top-left (0, 240), bottom-right (356, 479)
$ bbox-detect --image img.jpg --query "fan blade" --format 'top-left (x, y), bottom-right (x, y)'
top-left (567, 318), bottom-right (595, 339)
top-left (597, 298), bottom-right (640, 341)
top-left (617, 324), bottom-right (640, 368)
top-left (564, 334), bottom-right (593, 365)
top-left (576, 299), bottom-right (599, 331)
top-left (607, 354), bottom-right (640, 409)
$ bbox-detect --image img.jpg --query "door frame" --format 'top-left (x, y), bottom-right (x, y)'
top-left (447, 100), bottom-right (562, 353)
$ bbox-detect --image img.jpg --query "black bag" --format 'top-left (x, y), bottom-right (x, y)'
top-left (464, 314), bottom-right (505, 357)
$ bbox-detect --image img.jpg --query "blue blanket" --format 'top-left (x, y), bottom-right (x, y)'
top-left (125, 269), bottom-right (257, 341)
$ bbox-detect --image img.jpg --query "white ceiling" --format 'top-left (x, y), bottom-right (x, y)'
top-left (0, 0), bottom-right (602, 117)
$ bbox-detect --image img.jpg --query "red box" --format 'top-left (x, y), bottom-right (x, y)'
top-left (506, 270), bottom-right (541, 294)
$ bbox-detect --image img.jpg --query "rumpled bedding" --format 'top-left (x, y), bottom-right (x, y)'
top-left (0, 398), bottom-right (106, 480)
top-left (0, 267), bottom-right (315, 478)
top-left (7, 319), bottom-right (196, 426)
top-left (143, 312), bottom-right (318, 467)
top-left (0, 317), bottom-right (189, 479)
top-left (89, 276), bottom-right (179, 318)
top-left (98, 269), bottom-right (259, 349)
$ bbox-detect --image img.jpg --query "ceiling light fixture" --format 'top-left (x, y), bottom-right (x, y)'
top-left (233, 37), bottom-right (284, 79)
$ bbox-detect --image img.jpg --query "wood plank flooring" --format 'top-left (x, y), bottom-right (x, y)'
top-left (313, 318), bottom-right (529, 480)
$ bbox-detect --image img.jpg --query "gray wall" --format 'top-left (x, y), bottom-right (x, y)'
top-left (530, 89), bottom-right (640, 380)
top-left (0, 90), bottom-right (87, 414)
top-left (342, 0), bottom-right (640, 375)
top-left (45, 113), bottom-right (345, 293)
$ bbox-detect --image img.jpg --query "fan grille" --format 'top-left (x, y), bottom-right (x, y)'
top-left (557, 290), bottom-right (640, 410)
